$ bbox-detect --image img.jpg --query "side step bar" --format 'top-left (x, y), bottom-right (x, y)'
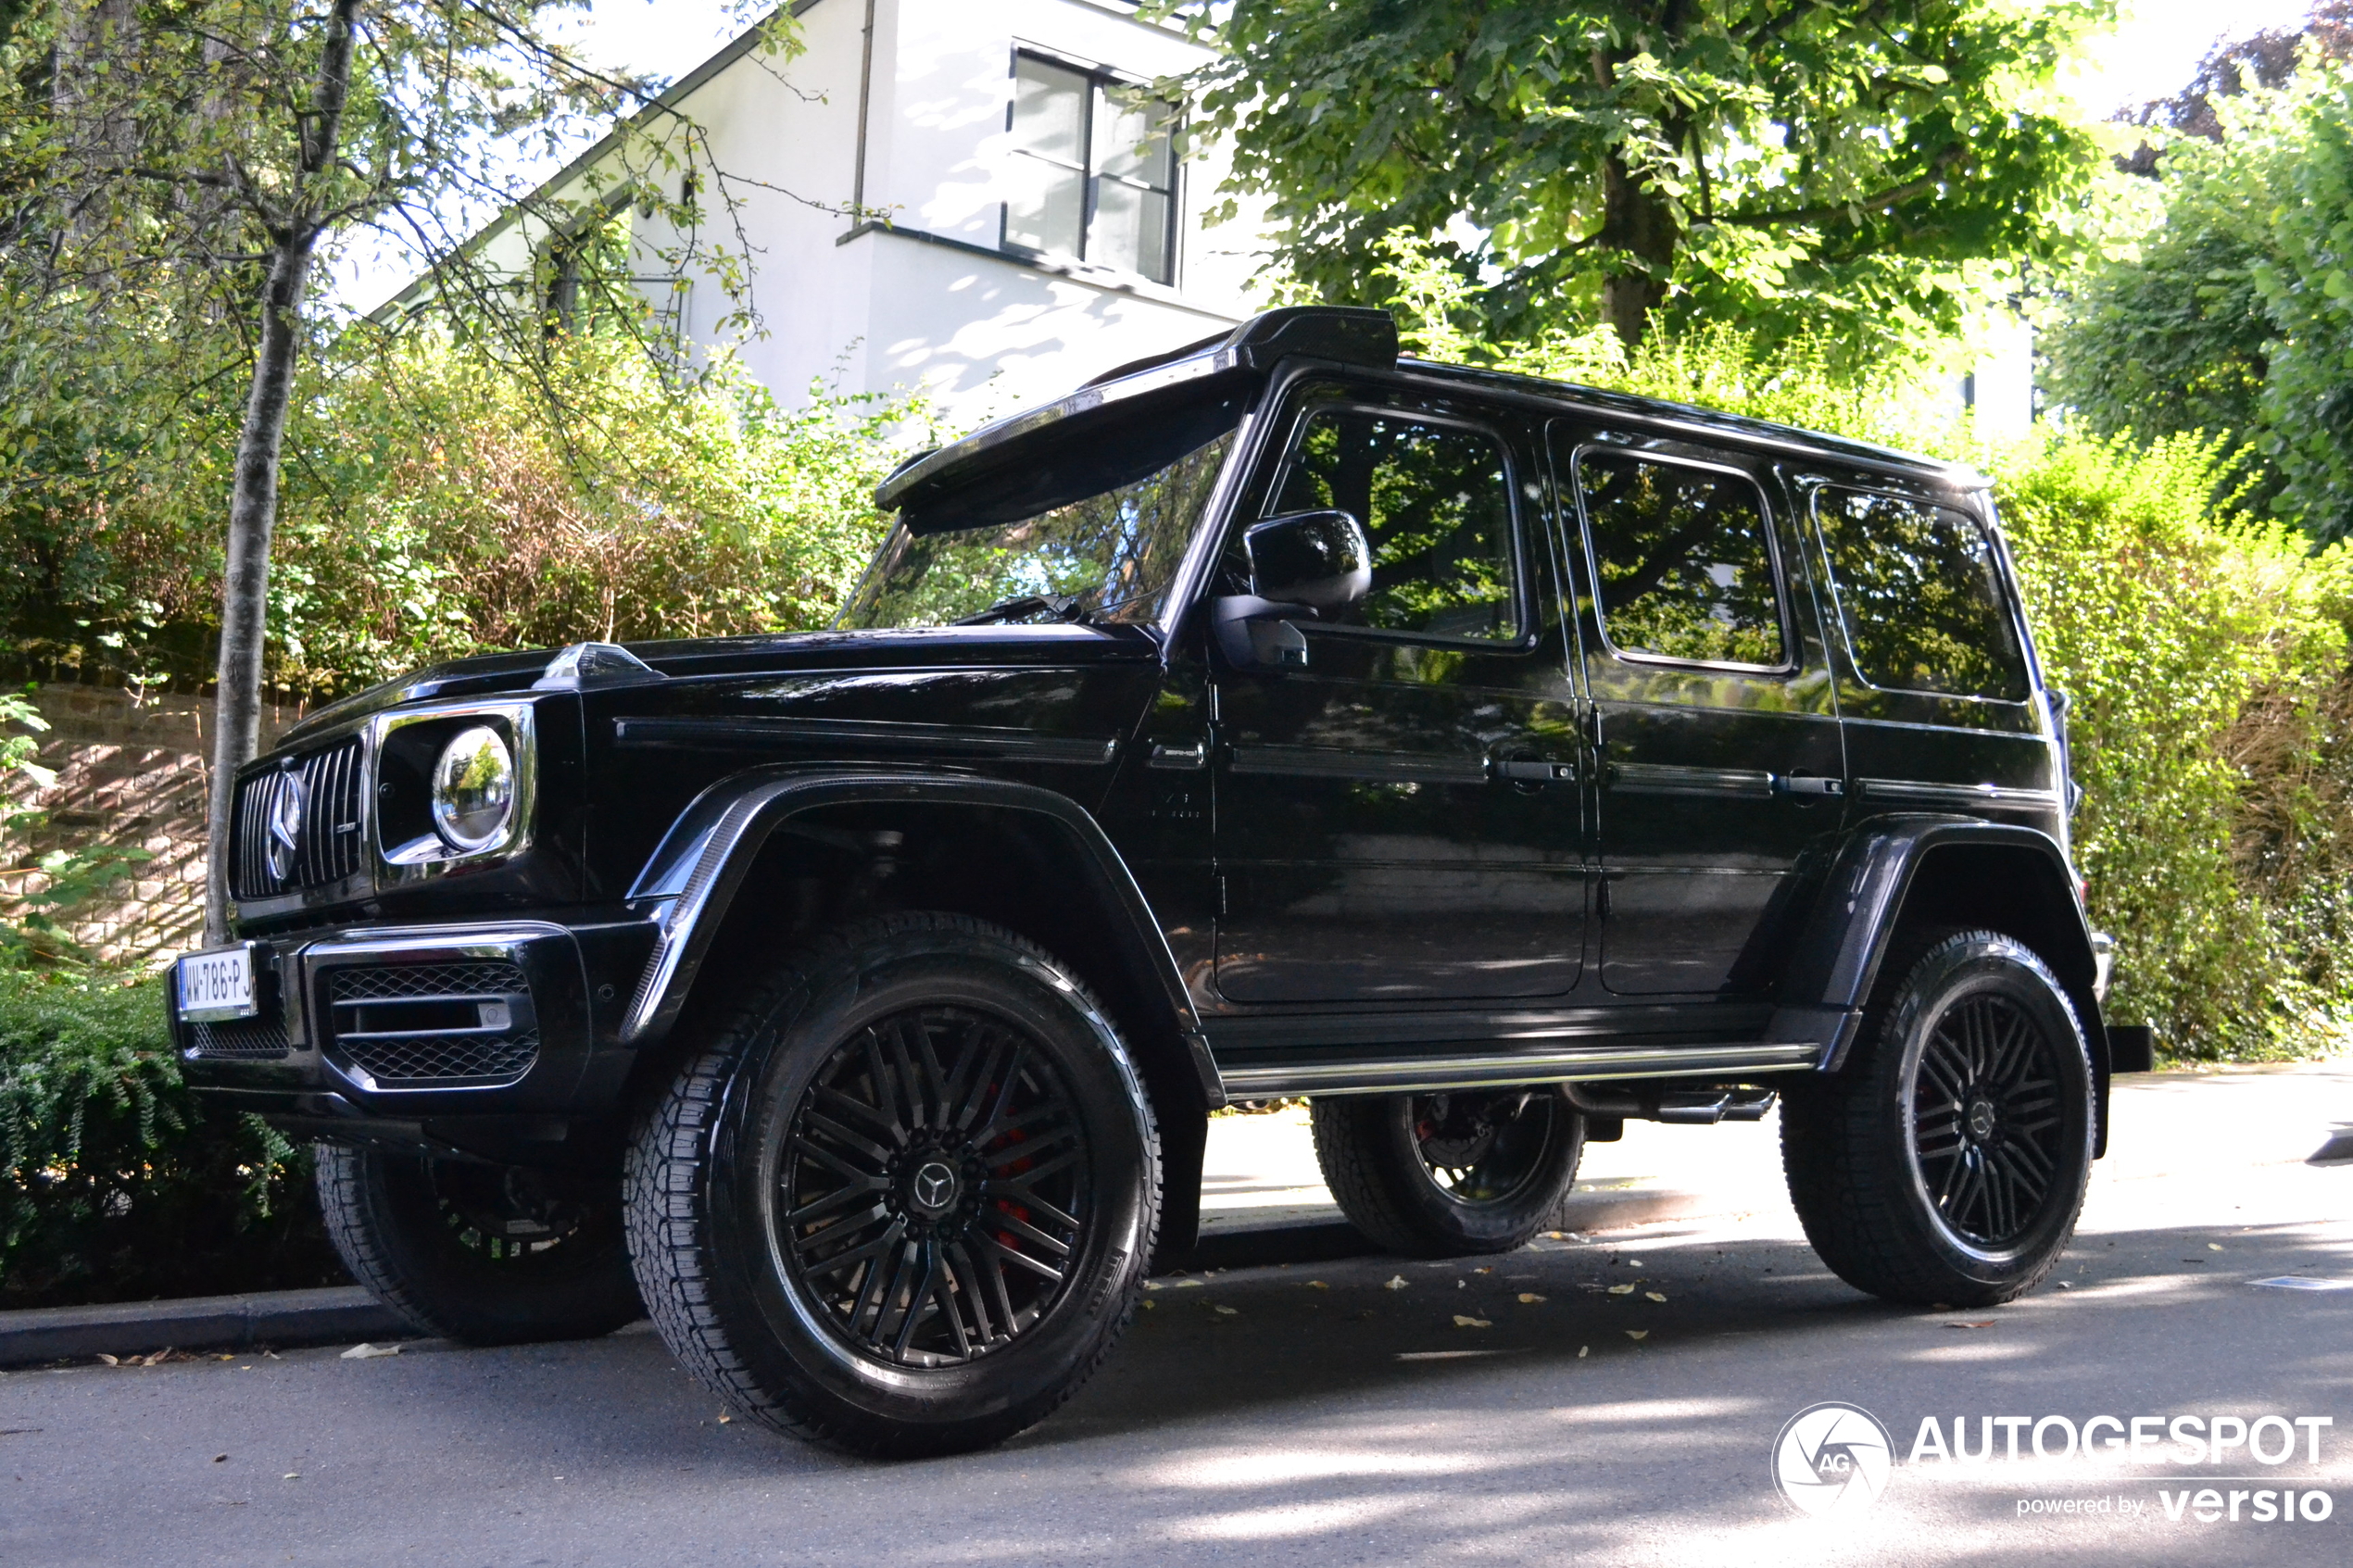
top-left (1215, 1042), bottom-right (1825, 1099)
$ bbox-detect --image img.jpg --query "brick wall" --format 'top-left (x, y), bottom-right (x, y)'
top-left (2, 685), bottom-right (304, 966)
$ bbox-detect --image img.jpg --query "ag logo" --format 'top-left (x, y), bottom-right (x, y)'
top-left (1771, 1402), bottom-right (1895, 1517)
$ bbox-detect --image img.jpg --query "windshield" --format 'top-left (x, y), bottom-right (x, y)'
top-left (838, 430), bottom-right (1234, 629)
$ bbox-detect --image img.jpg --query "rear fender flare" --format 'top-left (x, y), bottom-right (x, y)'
top-left (1773, 815), bottom-right (2110, 1147)
top-left (619, 765), bottom-right (1225, 1114)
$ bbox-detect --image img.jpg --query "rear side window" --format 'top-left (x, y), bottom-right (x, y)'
top-left (1813, 488), bottom-right (2028, 701)
top-left (1573, 451), bottom-right (1788, 669)
top-left (1267, 408), bottom-right (1518, 641)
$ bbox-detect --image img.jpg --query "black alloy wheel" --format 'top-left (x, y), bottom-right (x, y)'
top-left (1410, 1090), bottom-right (1563, 1206)
top-left (1908, 990), bottom-right (2068, 1250)
top-left (1311, 1088), bottom-right (1585, 1258)
top-left (1781, 928), bottom-right (2095, 1307)
top-left (776, 1005), bottom-right (1089, 1367)
top-left (315, 1145), bottom-right (643, 1346)
top-left (626, 913), bottom-right (1159, 1458)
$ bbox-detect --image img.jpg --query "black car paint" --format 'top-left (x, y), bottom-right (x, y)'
top-left (175, 338), bottom-right (2112, 1191)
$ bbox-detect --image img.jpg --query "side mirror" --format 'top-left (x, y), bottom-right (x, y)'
top-left (1245, 509), bottom-right (1372, 615)
top-left (1208, 510), bottom-right (1373, 675)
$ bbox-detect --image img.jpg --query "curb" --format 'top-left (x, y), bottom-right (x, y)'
top-left (0, 1286), bottom-right (409, 1369)
top-left (0, 1181), bottom-right (1728, 1369)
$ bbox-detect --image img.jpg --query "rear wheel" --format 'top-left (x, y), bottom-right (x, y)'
top-left (1781, 929), bottom-right (2095, 1307)
top-left (315, 1146), bottom-right (642, 1345)
top-left (1310, 1089), bottom-right (1584, 1257)
top-left (624, 913), bottom-right (1158, 1458)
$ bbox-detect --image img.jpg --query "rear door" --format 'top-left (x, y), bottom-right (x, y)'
top-left (1551, 426), bottom-right (1847, 996)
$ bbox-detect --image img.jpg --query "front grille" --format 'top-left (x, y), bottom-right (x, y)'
top-left (231, 736), bottom-right (369, 901)
top-left (189, 1014), bottom-right (291, 1060)
top-left (323, 960), bottom-right (538, 1086)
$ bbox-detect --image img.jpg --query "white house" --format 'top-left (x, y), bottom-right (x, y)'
top-left (397, 0), bottom-right (1271, 430)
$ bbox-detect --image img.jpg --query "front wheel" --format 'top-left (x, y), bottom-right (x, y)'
top-left (624, 913), bottom-right (1159, 1459)
top-left (315, 1146), bottom-right (643, 1346)
top-left (1310, 1089), bottom-right (1584, 1257)
top-left (1781, 929), bottom-right (2095, 1307)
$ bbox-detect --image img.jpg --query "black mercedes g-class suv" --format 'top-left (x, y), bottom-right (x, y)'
top-left (171, 307), bottom-right (2129, 1457)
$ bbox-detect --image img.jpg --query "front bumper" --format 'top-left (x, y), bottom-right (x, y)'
top-left (171, 914), bottom-right (658, 1162)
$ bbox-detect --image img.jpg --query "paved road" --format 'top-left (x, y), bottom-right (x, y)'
top-left (7, 1069), bottom-right (2353, 1567)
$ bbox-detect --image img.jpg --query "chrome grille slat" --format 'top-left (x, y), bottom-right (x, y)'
top-left (228, 735), bottom-right (366, 901)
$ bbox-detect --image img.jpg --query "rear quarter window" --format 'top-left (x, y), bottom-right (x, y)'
top-left (1812, 487), bottom-right (2029, 702)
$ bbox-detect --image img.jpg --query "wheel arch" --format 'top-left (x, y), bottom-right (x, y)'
top-left (1778, 815), bottom-right (2112, 1153)
top-left (614, 766), bottom-right (1223, 1253)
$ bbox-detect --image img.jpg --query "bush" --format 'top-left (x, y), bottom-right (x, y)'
top-left (0, 969), bottom-right (343, 1309)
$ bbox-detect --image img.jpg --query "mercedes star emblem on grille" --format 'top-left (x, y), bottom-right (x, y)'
top-left (266, 768), bottom-right (308, 883)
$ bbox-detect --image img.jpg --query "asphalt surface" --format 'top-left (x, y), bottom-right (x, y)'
top-left (6, 1072), bottom-right (2352, 1567)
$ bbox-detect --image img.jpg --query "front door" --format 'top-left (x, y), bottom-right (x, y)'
top-left (1209, 383), bottom-right (1586, 1005)
top-left (1551, 427), bottom-right (1847, 996)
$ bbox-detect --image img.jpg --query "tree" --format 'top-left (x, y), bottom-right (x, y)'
top-left (0, 1), bottom-right (814, 937)
top-left (1162, 0), bottom-right (2108, 352)
top-left (2251, 69), bottom-right (2353, 544)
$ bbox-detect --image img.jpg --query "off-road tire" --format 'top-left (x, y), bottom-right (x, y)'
top-left (315, 1145), bottom-right (642, 1346)
top-left (1310, 1089), bottom-right (1585, 1258)
top-left (1781, 928), bottom-right (2095, 1308)
top-left (623, 912), bottom-right (1160, 1459)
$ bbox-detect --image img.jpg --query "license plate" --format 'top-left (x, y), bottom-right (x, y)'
top-left (177, 945), bottom-right (259, 1022)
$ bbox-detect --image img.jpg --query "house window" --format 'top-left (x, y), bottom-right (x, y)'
top-left (1003, 53), bottom-right (1177, 284)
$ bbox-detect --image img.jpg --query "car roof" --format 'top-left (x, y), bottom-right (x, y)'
top-left (873, 307), bottom-right (1984, 515)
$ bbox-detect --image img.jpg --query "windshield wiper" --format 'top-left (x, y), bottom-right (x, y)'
top-left (952, 594), bottom-right (1100, 627)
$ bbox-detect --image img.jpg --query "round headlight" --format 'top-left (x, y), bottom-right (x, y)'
top-left (431, 726), bottom-right (515, 853)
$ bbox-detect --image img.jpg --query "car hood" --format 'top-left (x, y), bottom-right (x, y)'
top-left (277, 624), bottom-right (1164, 749)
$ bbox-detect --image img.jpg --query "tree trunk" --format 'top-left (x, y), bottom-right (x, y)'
top-left (1600, 147), bottom-right (1680, 352)
top-left (201, 0), bottom-right (362, 941)
top-left (203, 237), bottom-right (318, 940)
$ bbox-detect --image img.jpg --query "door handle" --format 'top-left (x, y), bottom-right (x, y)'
top-left (1491, 759), bottom-right (1576, 784)
top-left (1772, 774), bottom-right (1845, 798)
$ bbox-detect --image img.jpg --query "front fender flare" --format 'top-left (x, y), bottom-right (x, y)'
top-left (617, 765), bottom-right (1224, 1109)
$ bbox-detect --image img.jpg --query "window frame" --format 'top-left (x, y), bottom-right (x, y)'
top-left (1806, 482), bottom-right (2033, 705)
top-left (1566, 443), bottom-right (1800, 678)
top-left (1240, 392), bottom-right (1534, 650)
top-left (999, 47), bottom-right (1183, 288)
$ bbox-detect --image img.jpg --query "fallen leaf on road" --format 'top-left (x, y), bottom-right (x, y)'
top-left (1453, 1315), bottom-right (1491, 1329)
top-left (1455, 1279), bottom-right (1466, 1288)
top-left (94, 1355), bottom-right (118, 1367)
top-left (1175, 1279), bottom-right (1203, 1288)
top-left (2208, 1244), bottom-right (2223, 1252)
top-left (141, 1349), bottom-right (170, 1367)
top-left (1517, 1293), bottom-right (1546, 1304)
top-left (1607, 1283), bottom-right (1637, 1295)
top-left (1139, 1299), bottom-right (1154, 1310)
top-left (212, 1454), bottom-right (227, 1464)
top-left (340, 1343), bottom-right (401, 1360)
top-left (1946, 1321), bottom-right (1996, 1330)
top-left (1214, 1305), bottom-right (1239, 1316)
top-left (283, 1474), bottom-right (299, 1482)
top-left (1578, 1345), bottom-right (1589, 1358)
top-left (1645, 1291), bottom-right (1667, 1303)
top-left (1474, 1267), bottom-right (1492, 1274)
top-left (1306, 1280), bottom-right (1329, 1290)
top-left (1143, 1280), bottom-right (1164, 1291)
top-left (1384, 1275), bottom-right (1408, 1290)
top-left (717, 1413), bottom-right (733, 1424)
top-left (1625, 1329), bottom-right (1648, 1341)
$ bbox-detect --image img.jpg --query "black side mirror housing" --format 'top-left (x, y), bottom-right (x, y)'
top-left (1208, 510), bottom-right (1373, 674)
top-left (1245, 509), bottom-right (1372, 614)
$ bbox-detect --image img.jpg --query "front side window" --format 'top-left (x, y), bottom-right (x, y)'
top-left (1814, 487), bottom-right (2028, 700)
top-left (1575, 451), bottom-right (1788, 669)
top-left (1263, 408), bottom-right (1519, 641)
top-left (840, 432), bottom-right (1232, 630)
top-left (1004, 54), bottom-right (1177, 284)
